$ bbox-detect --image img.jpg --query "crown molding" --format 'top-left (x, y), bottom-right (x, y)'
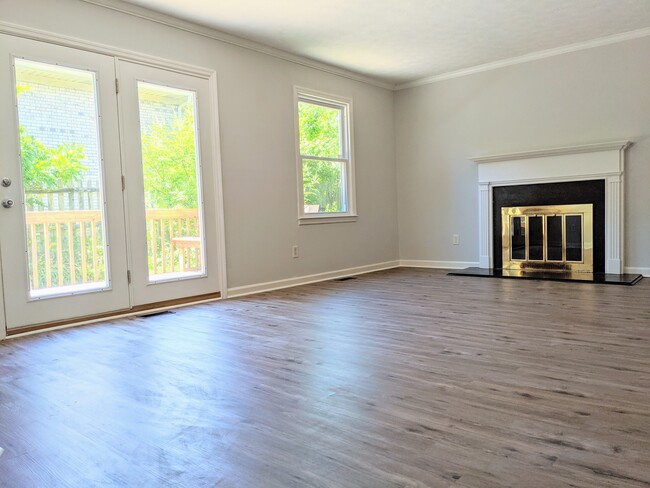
top-left (470, 141), bottom-right (631, 164)
top-left (0, 20), bottom-right (220, 78)
top-left (396, 27), bottom-right (650, 91)
top-left (79, 0), bottom-right (395, 90)
top-left (15, 0), bottom-right (650, 93)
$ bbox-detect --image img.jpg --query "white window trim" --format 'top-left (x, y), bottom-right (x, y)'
top-left (294, 86), bottom-right (357, 224)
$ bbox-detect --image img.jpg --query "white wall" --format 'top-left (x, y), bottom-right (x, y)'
top-left (1, 0), bottom-right (399, 290)
top-left (396, 36), bottom-right (650, 271)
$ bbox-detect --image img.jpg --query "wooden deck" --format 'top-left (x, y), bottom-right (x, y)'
top-left (0, 268), bottom-right (648, 487)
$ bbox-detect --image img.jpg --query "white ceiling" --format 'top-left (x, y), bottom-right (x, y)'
top-left (118, 0), bottom-right (650, 85)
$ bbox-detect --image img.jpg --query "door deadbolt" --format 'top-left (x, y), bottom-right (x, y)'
top-left (2, 199), bottom-right (14, 208)
top-left (1, 177), bottom-right (10, 187)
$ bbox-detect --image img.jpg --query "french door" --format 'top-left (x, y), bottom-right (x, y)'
top-left (0, 35), bottom-right (130, 331)
top-left (117, 60), bottom-right (220, 306)
top-left (0, 35), bottom-right (221, 334)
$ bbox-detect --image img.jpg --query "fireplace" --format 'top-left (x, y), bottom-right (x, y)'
top-left (493, 179), bottom-right (605, 275)
top-left (471, 141), bottom-right (630, 276)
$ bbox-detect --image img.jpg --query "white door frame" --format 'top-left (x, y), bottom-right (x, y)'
top-left (0, 249), bottom-right (6, 340)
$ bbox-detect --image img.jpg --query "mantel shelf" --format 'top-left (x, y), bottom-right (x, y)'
top-left (470, 140), bottom-right (631, 164)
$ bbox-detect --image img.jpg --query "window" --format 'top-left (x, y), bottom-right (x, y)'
top-left (295, 87), bottom-right (356, 223)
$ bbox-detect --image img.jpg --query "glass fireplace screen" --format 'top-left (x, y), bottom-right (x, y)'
top-left (501, 204), bottom-right (593, 273)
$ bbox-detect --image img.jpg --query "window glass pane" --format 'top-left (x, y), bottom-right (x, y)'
top-left (302, 159), bottom-right (346, 213)
top-left (511, 217), bottom-right (526, 260)
top-left (566, 215), bottom-right (583, 262)
top-left (298, 101), bottom-right (342, 158)
top-left (15, 59), bottom-right (108, 297)
top-left (547, 216), bottom-right (563, 261)
top-left (528, 216), bottom-right (544, 260)
top-left (137, 82), bottom-right (204, 281)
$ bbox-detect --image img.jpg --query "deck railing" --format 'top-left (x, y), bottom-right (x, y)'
top-left (25, 186), bottom-right (100, 211)
top-left (145, 208), bottom-right (201, 275)
top-left (24, 208), bottom-right (200, 290)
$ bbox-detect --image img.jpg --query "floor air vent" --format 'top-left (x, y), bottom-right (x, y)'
top-left (136, 310), bottom-right (176, 318)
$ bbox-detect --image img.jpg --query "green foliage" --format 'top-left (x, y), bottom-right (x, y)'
top-left (140, 103), bottom-right (198, 209)
top-left (17, 85), bottom-right (88, 193)
top-left (20, 126), bottom-right (87, 190)
top-left (299, 101), bottom-right (341, 158)
top-left (302, 160), bottom-right (343, 212)
top-left (299, 101), bottom-right (345, 212)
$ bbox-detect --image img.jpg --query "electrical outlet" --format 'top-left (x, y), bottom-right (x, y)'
top-left (452, 234), bottom-right (460, 245)
top-left (292, 245), bottom-right (299, 258)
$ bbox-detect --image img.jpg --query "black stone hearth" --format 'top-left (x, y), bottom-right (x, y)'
top-left (447, 267), bottom-right (642, 286)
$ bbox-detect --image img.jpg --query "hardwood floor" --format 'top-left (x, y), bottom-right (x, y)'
top-left (0, 268), bottom-right (648, 487)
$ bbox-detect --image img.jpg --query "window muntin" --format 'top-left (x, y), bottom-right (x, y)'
top-left (296, 89), bottom-right (355, 220)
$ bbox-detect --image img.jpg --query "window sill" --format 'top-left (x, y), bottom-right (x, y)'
top-left (299, 214), bottom-right (358, 225)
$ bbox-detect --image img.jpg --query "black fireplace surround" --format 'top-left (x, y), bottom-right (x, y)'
top-left (492, 180), bottom-right (605, 273)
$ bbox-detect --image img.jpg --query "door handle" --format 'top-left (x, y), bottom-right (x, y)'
top-left (2, 199), bottom-right (14, 208)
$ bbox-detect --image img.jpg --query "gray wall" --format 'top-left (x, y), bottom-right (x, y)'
top-left (396, 36), bottom-right (650, 271)
top-left (4, 0), bottom-right (648, 286)
top-left (2, 0), bottom-right (399, 289)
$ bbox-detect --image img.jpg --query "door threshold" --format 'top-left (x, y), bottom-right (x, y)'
top-left (5, 292), bottom-right (221, 339)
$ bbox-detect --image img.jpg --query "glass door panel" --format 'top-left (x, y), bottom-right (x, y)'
top-left (136, 82), bottom-right (205, 282)
top-left (565, 215), bottom-right (583, 262)
top-left (511, 216), bottom-right (526, 260)
top-left (546, 216), bottom-right (563, 261)
top-left (15, 59), bottom-right (109, 297)
top-left (528, 216), bottom-right (544, 261)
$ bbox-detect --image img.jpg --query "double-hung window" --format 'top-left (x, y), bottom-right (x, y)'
top-left (295, 87), bottom-right (356, 223)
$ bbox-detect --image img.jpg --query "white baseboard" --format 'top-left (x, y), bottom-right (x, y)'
top-left (227, 260), bottom-right (401, 298)
top-left (224, 259), bottom-right (646, 300)
top-left (625, 267), bottom-right (650, 277)
top-left (399, 260), bottom-right (480, 269)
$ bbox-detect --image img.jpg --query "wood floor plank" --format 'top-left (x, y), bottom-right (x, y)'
top-left (0, 268), bottom-right (648, 487)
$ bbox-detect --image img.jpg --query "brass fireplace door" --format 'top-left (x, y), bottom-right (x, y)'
top-left (502, 204), bottom-right (593, 273)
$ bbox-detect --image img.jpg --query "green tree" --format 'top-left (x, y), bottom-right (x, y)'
top-left (17, 85), bottom-right (88, 194)
top-left (302, 160), bottom-right (343, 212)
top-left (20, 126), bottom-right (87, 191)
top-left (299, 101), bottom-right (341, 158)
top-left (140, 103), bottom-right (198, 209)
top-left (299, 101), bottom-right (344, 212)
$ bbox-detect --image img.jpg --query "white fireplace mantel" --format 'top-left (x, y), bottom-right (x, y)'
top-left (470, 141), bottom-right (631, 274)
